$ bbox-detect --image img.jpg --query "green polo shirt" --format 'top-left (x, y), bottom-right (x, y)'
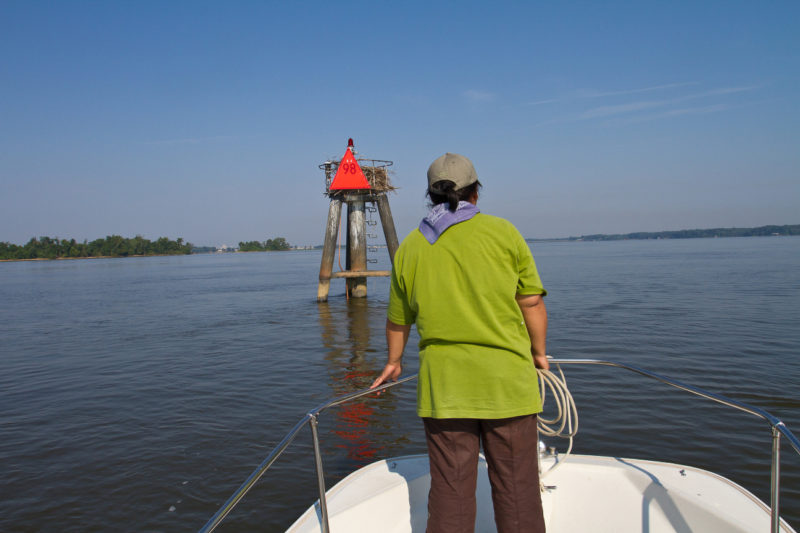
top-left (388, 213), bottom-right (546, 419)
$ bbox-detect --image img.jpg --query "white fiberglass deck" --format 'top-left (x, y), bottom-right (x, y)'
top-left (288, 453), bottom-right (796, 533)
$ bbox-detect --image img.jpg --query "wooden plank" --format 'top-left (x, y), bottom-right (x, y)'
top-left (329, 270), bottom-right (391, 279)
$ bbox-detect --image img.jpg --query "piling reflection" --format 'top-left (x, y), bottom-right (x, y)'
top-left (318, 298), bottom-right (404, 466)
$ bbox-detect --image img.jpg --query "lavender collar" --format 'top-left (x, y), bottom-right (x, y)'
top-left (418, 202), bottom-right (480, 244)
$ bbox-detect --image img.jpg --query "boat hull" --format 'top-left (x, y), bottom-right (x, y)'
top-left (288, 453), bottom-right (796, 532)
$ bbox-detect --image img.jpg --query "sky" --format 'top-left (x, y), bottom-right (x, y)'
top-left (1, 1), bottom-right (798, 247)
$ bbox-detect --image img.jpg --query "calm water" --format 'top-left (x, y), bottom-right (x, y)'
top-left (1, 237), bottom-right (799, 532)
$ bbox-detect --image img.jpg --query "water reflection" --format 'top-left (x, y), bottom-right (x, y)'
top-left (318, 299), bottom-right (398, 466)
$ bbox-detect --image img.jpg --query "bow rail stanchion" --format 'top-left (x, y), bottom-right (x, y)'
top-left (551, 359), bottom-right (800, 533)
top-left (199, 375), bottom-right (416, 533)
top-left (199, 361), bottom-right (799, 533)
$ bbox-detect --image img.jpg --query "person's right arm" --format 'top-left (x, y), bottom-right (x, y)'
top-left (370, 319), bottom-right (411, 389)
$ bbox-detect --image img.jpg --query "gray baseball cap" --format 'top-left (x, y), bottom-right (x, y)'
top-left (427, 153), bottom-right (479, 190)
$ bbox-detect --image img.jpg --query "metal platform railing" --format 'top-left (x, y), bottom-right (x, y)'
top-left (199, 359), bottom-right (800, 533)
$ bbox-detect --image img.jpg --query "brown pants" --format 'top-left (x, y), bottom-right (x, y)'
top-left (423, 415), bottom-right (546, 533)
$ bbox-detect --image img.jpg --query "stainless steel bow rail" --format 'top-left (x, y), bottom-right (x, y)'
top-left (199, 360), bottom-right (800, 533)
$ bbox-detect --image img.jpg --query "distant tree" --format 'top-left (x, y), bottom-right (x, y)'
top-left (264, 237), bottom-right (290, 251)
top-left (237, 237), bottom-right (291, 252)
top-left (238, 240), bottom-right (264, 252)
top-left (130, 235), bottom-right (147, 256)
top-left (191, 246), bottom-right (216, 254)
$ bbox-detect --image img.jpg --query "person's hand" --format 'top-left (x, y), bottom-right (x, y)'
top-left (533, 353), bottom-right (550, 370)
top-left (370, 363), bottom-right (402, 392)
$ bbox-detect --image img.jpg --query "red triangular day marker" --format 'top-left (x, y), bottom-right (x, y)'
top-left (330, 147), bottom-right (371, 190)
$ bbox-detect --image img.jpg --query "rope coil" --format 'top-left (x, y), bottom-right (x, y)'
top-left (537, 361), bottom-right (578, 479)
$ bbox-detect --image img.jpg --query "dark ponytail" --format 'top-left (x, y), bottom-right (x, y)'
top-left (427, 180), bottom-right (482, 212)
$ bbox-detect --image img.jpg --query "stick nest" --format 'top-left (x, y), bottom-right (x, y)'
top-left (360, 165), bottom-right (395, 191)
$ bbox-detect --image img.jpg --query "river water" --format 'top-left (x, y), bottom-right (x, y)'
top-left (1, 236), bottom-right (798, 532)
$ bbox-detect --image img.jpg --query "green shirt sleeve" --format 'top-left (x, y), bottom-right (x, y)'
top-left (515, 229), bottom-right (547, 296)
top-left (387, 249), bottom-right (417, 325)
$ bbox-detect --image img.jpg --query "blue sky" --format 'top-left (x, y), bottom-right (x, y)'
top-left (1, 1), bottom-right (798, 246)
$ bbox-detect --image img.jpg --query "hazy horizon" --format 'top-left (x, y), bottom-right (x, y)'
top-left (3, 222), bottom-right (798, 249)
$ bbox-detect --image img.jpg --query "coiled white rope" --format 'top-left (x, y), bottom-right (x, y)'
top-left (537, 360), bottom-right (578, 479)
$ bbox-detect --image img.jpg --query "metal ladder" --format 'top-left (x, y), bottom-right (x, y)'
top-left (366, 205), bottom-right (378, 264)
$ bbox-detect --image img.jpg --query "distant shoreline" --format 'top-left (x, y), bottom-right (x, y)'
top-left (4, 225), bottom-right (797, 262)
top-left (526, 224), bottom-right (799, 243)
top-left (0, 249), bottom-right (318, 263)
top-left (1, 235), bottom-right (193, 262)
top-left (0, 253), bottom-right (189, 263)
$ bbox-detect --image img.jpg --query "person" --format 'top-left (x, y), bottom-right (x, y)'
top-left (370, 153), bottom-right (549, 533)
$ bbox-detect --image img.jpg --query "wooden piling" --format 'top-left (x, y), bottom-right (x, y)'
top-left (346, 200), bottom-right (367, 298)
top-left (376, 193), bottom-right (400, 263)
top-left (317, 198), bottom-right (342, 302)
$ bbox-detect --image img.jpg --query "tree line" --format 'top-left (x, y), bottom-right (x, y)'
top-left (0, 235), bottom-right (193, 260)
top-left (238, 237), bottom-right (291, 252)
top-left (575, 224), bottom-right (800, 241)
top-left (528, 224), bottom-right (800, 242)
